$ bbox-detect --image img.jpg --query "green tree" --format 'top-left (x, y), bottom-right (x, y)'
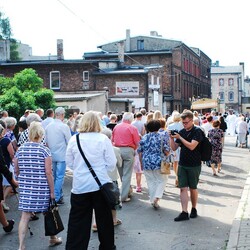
top-left (10, 39), bottom-right (21, 61)
top-left (0, 12), bottom-right (12, 39)
top-left (0, 76), bottom-right (12, 95)
top-left (0, 11), bottom-right (20, 61)
top-left (13, 68), bottom-right (43, 92)
top-left (0, 69), bottom-right (55, 120)
top-left (34, 89), bottom-right (56, 111)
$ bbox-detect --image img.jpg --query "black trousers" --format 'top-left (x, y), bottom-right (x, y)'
top-left (66, 190), bottom-right (115, 250)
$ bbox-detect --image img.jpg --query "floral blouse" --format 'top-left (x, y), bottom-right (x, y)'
top-left (138, 131), bottom-right (170, 171)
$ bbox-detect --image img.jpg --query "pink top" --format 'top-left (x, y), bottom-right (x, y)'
top-left (112, 121), bottom-right (140, 150)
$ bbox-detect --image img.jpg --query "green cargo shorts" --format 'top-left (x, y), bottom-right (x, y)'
top-left (178, 165), bottom-right (201, 189)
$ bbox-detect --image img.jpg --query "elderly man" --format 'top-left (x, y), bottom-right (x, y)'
top-left (45, 107), bottom-right (71, 205)
top-left (112, 112), bottom-right (140, 202)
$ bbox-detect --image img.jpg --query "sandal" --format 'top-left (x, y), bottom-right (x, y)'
top-left (113, 219), bottom-right (122, 226)
top-left (49, 236), bottom-right (62, 247)
top-left (30, 213), bottom-right (39, 221)
top-left (3, 219), bottom-right (14, 233)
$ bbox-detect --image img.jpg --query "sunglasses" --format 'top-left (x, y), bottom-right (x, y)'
top-left (182, 119), bottom-right (192, 125)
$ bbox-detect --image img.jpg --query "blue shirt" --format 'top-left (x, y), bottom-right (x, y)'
top-left (45, 119), bottom-right (71, 161)
top-left (138, 131), bottom-right (170, 170)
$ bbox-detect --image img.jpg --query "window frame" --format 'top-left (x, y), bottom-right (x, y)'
top-left (219, 92), bottom-right (224, 101)
top-left (228, 91), bottom-right (234, 101)
top-left (83, 71), bottom-right (89, 82)
top-left (228, 78), bottom-right (234, 86)
top-left (219, 78), bottom-right (224, 86)
top-left (50, 71), bottom-right (60, 90)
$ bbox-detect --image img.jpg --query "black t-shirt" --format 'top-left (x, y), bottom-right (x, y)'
top-left (176, 126), bottom-right (203, 167)
top-left (106, 123), bottom-right (117, 131)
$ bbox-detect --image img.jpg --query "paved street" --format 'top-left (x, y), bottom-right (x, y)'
top-left (0, 135), bottom-right (249, 250)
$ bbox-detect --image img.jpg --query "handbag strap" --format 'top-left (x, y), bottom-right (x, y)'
top-left (76, 133), bottom-right (102, 188)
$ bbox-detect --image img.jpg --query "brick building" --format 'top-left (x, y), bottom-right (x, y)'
top-left (1, 31), bottom-right (212, 115)
top-left (84, 30), bottom-right (212, 114)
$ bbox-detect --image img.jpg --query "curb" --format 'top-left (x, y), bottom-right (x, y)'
top-left (227, 171), bottom-right (250, 249)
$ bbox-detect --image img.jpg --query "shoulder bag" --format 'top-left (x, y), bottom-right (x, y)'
top-left (76, 134), bottom-right (120, 208)
top-left (44, 199), bottom-right (64, 236)
top-left (160, 135), bottom-right (171, 175)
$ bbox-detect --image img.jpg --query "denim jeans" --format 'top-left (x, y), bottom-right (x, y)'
top-left (52, 161), bottom-right (66, 202)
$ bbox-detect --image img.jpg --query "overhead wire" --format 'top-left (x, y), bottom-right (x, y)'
top-left (55, 0), bottom-right (180, 77)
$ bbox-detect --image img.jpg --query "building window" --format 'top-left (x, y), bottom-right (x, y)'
top-left (228, 91), bottom-right (234, 101)
top-left (228, 78), bottom-right (234, 86)
top-left (137, 40), bottom-right (144, 51)
top-left (50, 71), bottom-right (60, 90)
top-left (219, 92), bottom-right (224, 101)
top-left (219, 78), bottom-right (224, 86)
top-left (83, 71), bottom-right (89, 81)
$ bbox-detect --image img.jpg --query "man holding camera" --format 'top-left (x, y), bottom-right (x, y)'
top-left (169, 110), bottom-right (203, 221)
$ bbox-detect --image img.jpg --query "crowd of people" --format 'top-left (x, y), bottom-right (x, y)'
top-left (0, 107), bottom-right (249, 249)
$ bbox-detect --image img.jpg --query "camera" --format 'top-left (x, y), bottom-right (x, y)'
top-left (170, 130), bottom-right (178, 135)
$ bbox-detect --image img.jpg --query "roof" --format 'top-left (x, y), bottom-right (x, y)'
top-left (54, 93), bottom-right (103, 102)
top-left (92, 65), bottom-right (164, 75)
top-left (109, 98), bottom-right (133, 103)
top-left (84, 50), bottom-right (172, 59)
top-left (0, 59), bottom-right (117, 66)
top-left (211, 66), bottom-right (244, 74)
top-left (97, 35), bottom-right (182, 49)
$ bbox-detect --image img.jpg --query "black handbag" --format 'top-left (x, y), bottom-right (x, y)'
top-left (44, 199), bottom-right (64, 236)
top-left (76, 134), bottom-right (120, 208)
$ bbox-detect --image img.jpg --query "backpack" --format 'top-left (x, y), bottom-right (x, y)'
top-left (200, 132), bottom-right (212, 161)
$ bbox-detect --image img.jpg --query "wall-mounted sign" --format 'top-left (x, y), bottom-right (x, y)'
top-left (153, 90), bottom-right (159, 106)
top-left (116, 81), bottom-right (139, 96)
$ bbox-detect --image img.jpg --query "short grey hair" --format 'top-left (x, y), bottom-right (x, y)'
top-left (55, 107), bottom-right (65, 116)
top-left (4, 117), bottom-right (17, 129)
top-left (122, 112), bottom-right (134, 123)
top-left (26, 113), bottom-right (41, 126)
top-left (101, 127), bottom-right (112, 139)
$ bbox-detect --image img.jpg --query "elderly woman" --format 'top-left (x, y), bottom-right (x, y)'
top-left (138, 119), bottom-right (170, 209)
top-left (66, 111), bottom-right (117, 250)
top-left (4, 116), bottom-right (18, 152)
top-left (92, 127), bottom-right (123, 232)
top-left (14, 122), bottom-right (62, 249)
top-left (17, 113), bottom-right (45, 147)
top-left (0, 123), bottom-right (15, 212)
top-left (208, 120), bottom-right (224, 175)
top-left (0, 146), bottom-right (18, 233)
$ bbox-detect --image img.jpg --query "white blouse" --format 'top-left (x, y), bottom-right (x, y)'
top-left (66, 132), bottom-right (116, 194)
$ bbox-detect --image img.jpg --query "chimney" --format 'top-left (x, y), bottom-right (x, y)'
top-left (125, 29), bottom-right (130, 52)
top-left (150, 31), bottom-right (158, 37)
top-left (117, 41), bottom-right (125, 64)
top-left (57, 39), bottom-right (64, 60)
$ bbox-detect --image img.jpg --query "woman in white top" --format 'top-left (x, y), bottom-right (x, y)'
top-left (65, 111), bottom-right (117, 250)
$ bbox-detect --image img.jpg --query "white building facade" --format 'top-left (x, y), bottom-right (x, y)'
top-left (211, 63), bottom-right (244, 114)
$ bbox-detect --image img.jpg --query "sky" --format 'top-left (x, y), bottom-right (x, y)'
top-left (1, 0), bottom-right (249, 75)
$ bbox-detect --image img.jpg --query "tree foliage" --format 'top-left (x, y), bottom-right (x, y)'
top-left (0, 11), bottom-right (20, 61)
top-left (0, 12), bottom-right (12, 39)
top-left (13, 68), bottom-right (43, 92)
top-left (10, 39), bottom-right (21, 61)
top-left (34, 89), bottom-right (56, 111)
top-left (0, 69), bottom-right (56, 120)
